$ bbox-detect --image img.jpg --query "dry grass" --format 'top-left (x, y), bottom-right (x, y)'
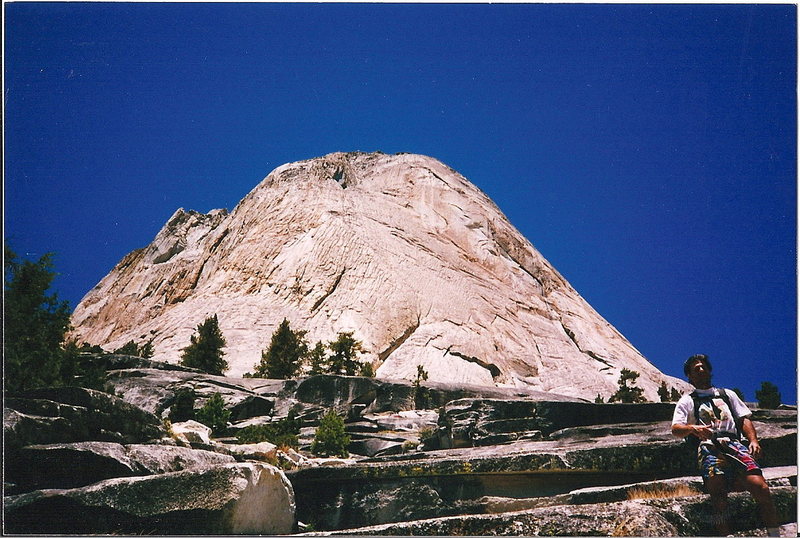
top-left (626, 483), bottom-right (699, 500)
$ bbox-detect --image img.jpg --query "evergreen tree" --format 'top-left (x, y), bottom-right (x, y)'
top-left (755, 381), bottom-right (781, 409)
top-left (609, 368), bottom-right (647, 403)
top-left (180, 315), bottom-right (228, 375)
top-left (669, 387), bottom-right (682, 402)
top-left (595, 394), bottom-right (605, 404)
top-left (114, 339), bottom-right (155, 359)
top-left (307, 341), bottom-right (329, 375)
top-left (311, 409), bottom-right (350, 457)
top-left (251, 319), bottom-right (309, 379)
top-left (328, 332), bottom-right (365, 376)
top-left (4, 247), bottom-right (73, 393)
top-left (657, 381), bottom-right (670, 403)
top-left (195, 392), bottom-right (231, 435)
top-left (168, 387), bottom-right (197, 423)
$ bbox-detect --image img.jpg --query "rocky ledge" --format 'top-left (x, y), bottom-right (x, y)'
top-left (3, 353), bottom-right (797, 535)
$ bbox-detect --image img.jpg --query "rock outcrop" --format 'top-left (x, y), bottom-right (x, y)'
top-left (3, 355), bottom-right (796, 536)
top-left (70, 151), bottom-right (688, 401)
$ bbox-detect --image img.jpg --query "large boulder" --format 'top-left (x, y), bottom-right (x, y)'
top-left (4, 387), bottom-right (165, 451)
top-left (4, 462), bottom-right (296, 535)
top-left (6, 441), bottom-right (236, 492)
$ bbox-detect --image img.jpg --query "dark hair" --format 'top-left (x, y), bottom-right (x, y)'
top-left (683, 354), bottom-right (712, 376)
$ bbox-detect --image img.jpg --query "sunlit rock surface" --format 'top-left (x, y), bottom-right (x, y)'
top-left (71, 152), bottom-right (687, 401)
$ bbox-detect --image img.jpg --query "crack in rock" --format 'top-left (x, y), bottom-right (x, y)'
top-left (445, 347), bottom-right (502, 378)
top-left (561, 322), bottom-right (612, 367)
top-left (378, 318), bottom-right (421, 362)
top-left (311, 268), bottom-right (346, 312)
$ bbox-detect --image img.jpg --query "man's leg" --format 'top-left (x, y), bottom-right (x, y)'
top-left (706, 475), bottom-right (731, 536)
top-left (742, 472), bottom-right (779, 535)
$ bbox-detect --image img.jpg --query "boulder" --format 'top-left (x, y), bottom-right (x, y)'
top-left (4, 387), bottom-right (165, 451)
top-left (227, 441), bottom-right (279, 463)
top-left (4, 462), bottom-right (296, 535)
top-left (6, 441), bottom-right (236, 492)
top-left (171, 420), bottom-right (213, 445)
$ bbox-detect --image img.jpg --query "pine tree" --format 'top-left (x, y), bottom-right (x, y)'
top-left (4, 247), bottom-right (73, 393)
top-left (328, 332), bottom-right (364, 376)
top-left (114, 339), bottom-right (155, 358)
top-left (755, 381), bottom-right (781, 409)
top-left (311, 409), bottom-right (350, 457)
top-left (657, 381), bottom-right (670, 403)
top-left (251, 319), bottom-right (309, 379)
top-left (669, 387), bottom-right (682, 402)
top-left (609, 368), bottom-right (647, 403)
top-left (180, 315), bottom-right (228, 375)
top-left (307, 341), bottom-right (329, 375)
top-left (195, 392), bottom-right (231, 435)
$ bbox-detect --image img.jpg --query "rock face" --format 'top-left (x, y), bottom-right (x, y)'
top-left (72, 151), bottom-right (687, 400)
top-left (5, 463), bottom-right (296, 535)
top-left (3, 356), bottom-right (796, 536)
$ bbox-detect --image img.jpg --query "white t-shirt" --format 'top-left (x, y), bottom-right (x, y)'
top-left (672, 387), bottom-right (752, 439)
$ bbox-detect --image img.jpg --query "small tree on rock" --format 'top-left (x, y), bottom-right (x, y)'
top-left (311, 409), bottom-right (350, 458)
top-left (114, 339), bottom-right (155, 359)
top-left (180, 315), bottom-right (228, 375)
top-left (657, 382), bottom-right (670, 403)
top-left (755, 381), bottom-right (781, 409)
top-left (251, 319), bottom-right (309, 379)
top-left (307, 341), bottom-right (329, 375)
top-left (195, 392), bottom-right (231, 436)
top-left (609, 368), bottom-right (647, 403)
top-left (328, 332), bottom-right (365, 376)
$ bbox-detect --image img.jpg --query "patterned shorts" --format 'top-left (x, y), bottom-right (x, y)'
top-left (698, 439), bottom-right (761, 484)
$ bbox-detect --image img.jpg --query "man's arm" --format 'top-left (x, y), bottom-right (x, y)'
top-left (672, 422), bottom-right (713, 440)
top-left (739, 417), bottom-right (763, 459)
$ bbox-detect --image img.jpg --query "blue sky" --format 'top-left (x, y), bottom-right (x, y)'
top-left (5, 3), bottom-right (796, 404)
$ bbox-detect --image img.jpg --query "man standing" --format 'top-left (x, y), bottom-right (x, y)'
top-left (671, 354), bottom-right (779, 536)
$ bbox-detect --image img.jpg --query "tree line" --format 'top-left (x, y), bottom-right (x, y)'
top-left (3, 246), bottom-right (785, 410)
top-left (177, 315), bottom-right (374, 379)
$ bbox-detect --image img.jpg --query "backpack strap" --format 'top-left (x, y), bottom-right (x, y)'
top-left (689, 388), bottom-right (742, 440)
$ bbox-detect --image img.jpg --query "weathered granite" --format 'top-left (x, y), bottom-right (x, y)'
top-left (6, 441), bottom-right (236, 492)
top-left (70, 152), bottom-right (689, 401)
top-left (308, 486), bottom-right (797, 536)
top-left (4, 463), bottom-right (296, 535)
top-left (4, 387), bottom-right (165, 451)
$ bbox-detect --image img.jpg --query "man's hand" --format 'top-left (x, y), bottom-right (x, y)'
top-left (748, 439), bottom-right (763, 459)
top-left (692, 424), bottom-right (713, 440)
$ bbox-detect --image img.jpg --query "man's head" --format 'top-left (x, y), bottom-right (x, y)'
top-left (684, 354), bottom-right (712, 389)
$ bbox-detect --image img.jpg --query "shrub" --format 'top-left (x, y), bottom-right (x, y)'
top-left (609, 368), bottom-right (647, 403)
top-left (180, 315), bottom-right (228, 375)
top-left (359, 361), bottom-right (375, 378)
top-left (113, 339), bottom-right (155, 358)
top-left (195, 393), bottom-right (231, 436)
top-left (251, 319), bottom-right (308, 379)
top-left (755, 381), bottom-right (781, 409)
top-left (236, 410), bottom-right (301, 448)
top-left (311, 409), bottom-right (350, 458)
top-left (169, 387), bottom-right (197, 423)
